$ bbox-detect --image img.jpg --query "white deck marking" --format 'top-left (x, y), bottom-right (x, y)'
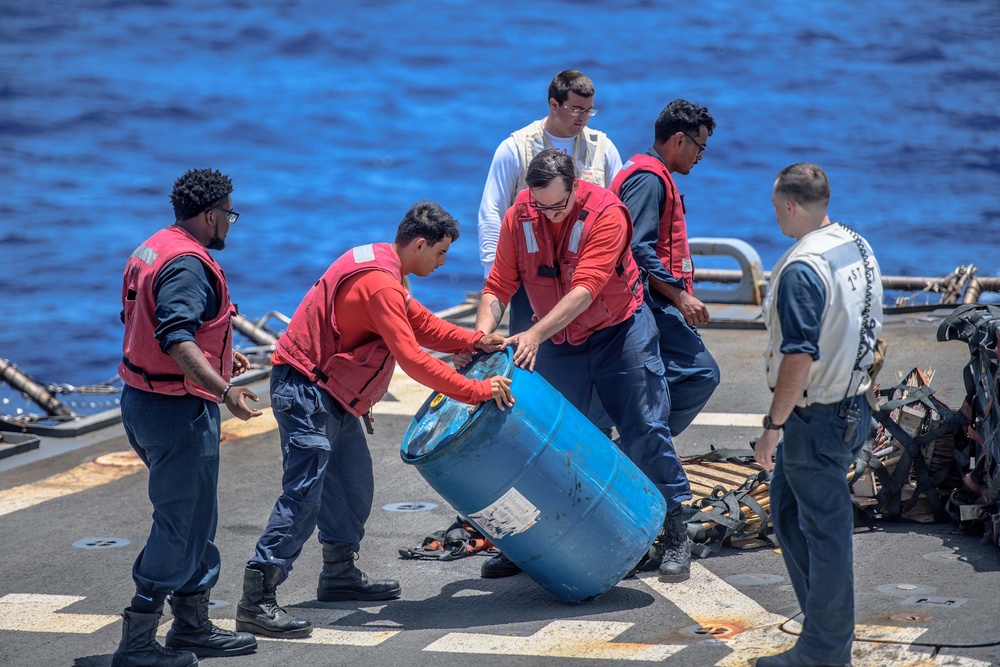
top-left (0, 594), bottom-right (118, 633)
top-left (378, 367), bottom-right (764, 428)
top-left (424, 620), bottom-right (684, 661)
top-left (643, 565), bottom-right (989, 666)
top-left (643, 563), bottom-right (795, 665)
top-left (213, 619), bottom-right (398, 646)
top-left (691, 412), bottom-right (764, 427)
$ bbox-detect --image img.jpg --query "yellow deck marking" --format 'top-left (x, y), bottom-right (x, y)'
top-left (220, 407), bottom-right (277, 439)
top-left (0, 460), bottom-right (142, 518)
top-left (0, 409), bottom-right (276, 519)
top-left (0, 594), bottom-right (118, 633)
top-left (425, 620), bottom-right (683, 661)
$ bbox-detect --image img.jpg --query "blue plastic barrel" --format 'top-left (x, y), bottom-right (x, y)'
top-left (400, 348), bottom-right (666, 603)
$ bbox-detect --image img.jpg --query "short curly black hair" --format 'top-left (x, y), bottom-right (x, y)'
top-left (170, 168), bottom-right (233, 221)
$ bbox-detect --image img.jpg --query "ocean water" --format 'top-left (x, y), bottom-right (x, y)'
top-left (1, 0), bottom-right (998, 385)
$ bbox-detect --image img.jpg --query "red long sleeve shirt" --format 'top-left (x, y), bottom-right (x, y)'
top-left (276, 270), bottom-right (492, 405)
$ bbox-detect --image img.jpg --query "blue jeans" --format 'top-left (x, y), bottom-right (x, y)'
top-left (534, 307), bottom-right (691, 510)
top-left (121, 385), bottom-right (221, 596)
top-left (770, 395), bottom-right (869, 664)
top-left (652, 305), bottom-right (720, 436)
top-left (249, 364), bottom-right (373, 583)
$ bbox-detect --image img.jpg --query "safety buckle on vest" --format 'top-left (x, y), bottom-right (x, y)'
top-left (537, 265), bottom-right (560, 278)
top-left (363, 408), bottom-right (375, 435)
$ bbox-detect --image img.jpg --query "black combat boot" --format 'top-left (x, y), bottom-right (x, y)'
top-left (317, 544), bottom-right (401, 601)
top-left (165, 590), bottom-right (258, 657)
top-left (480, 552), bottom-right (522, 578)
top-left (111, 608), bottom-right (198, 667)
top-left (236, 565), bottom-right (313, 638)
top-left (657, 506), bottom-right (692, 583)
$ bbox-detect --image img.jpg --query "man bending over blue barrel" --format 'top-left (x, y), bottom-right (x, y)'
top-left (236, 201), bottom-right (513, 639)
top-left (472, 148), bottom-right (694, 584)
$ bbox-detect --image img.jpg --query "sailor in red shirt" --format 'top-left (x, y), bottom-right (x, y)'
top-left (472, 149), bottom-right (693, 582)
top-left (237, 202), bottom-right (513, 639)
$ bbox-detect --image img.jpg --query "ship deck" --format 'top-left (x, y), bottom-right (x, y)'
top-left (1, 306), bottom-right (998, 666)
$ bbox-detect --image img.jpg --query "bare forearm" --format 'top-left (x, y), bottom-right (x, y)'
top-left (527, 286), bottom-right (593, 343)
top-left (476, 293), bottom-right (506, 334)
top-left (167, 340), bottom-right (227, 397)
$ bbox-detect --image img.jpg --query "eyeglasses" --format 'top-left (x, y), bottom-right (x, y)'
top-left (208, 207), bottom-right (240, 224)
top-left (561, 105), bottom-right (598, 118)
top-left (529, 190), bottom-right (572, 212)
top-left (683, 132), bottom-right (707, 155)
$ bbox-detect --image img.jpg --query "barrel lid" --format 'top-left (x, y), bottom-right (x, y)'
top-left (400, 348), bottom-right (513, 461)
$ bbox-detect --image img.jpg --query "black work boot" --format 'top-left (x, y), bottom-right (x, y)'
top-left (480, 552), bottom-right (522, 578)
top-left (165, 590), bottom-right (258, 657)
top-left (236, 565), bottom-right (313, 638)
top-left (317, 544), bottom-right (401, 601)
top-left (657, 506), bottom-right (692, 583)
top-left (111, 608), bottom-right (198, 667)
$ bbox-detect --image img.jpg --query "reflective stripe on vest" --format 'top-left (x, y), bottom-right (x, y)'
top-left (508, 180), bottom-right (643, 345)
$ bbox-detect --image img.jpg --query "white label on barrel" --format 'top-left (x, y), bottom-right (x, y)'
top-left (468, 487), bottom-right (540, 539)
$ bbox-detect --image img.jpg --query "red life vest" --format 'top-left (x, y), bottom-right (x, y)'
top-left (276, 243), bottom-right (409, 417)
top-left (509, 180), bottom-right (643, 345)
top-left (119, 225), bottom-right (234, 402)
top-left (610, 154), bottom-right (694, 295)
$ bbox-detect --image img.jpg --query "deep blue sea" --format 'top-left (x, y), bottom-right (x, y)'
top-left (1, 0), bottom-right (998, 386)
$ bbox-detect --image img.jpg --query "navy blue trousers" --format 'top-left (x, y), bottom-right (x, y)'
top-left (249, 364), bottom-right (373, 583)
top-left (121, 385), bottom-right (221, 596)
top-left (507, 283), bottom-right (534, 336)
top-left (770, 395), bottom-right (869, 664)
top-left (534, 307), bottom-right (691, 510)
top-left (652, 304), bottom-right (721, 436)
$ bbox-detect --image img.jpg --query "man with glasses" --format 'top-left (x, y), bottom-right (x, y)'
top-left (477, 69), bottom-right (623, 334)
top-left (608, 99), bottom-right (721, 582)
top-left (114, 168), bottom-right (261, 666)
top-left (475, 69), bottom-right (623, 579)
top-left (472, 149), bottom-right (690, 584)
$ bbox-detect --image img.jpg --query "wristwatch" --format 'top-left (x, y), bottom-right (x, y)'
top-left (762, 414), bottom-right (784, 431)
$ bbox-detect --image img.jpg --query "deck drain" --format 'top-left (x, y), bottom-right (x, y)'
top-left (383, 501), bottom-right (438, 513)
top-left (875, 583), bottom-right (936, 596)
top-left (73, 537), bottom-right (130, 549)
top-left (922, 550), bottom-right (982, 564)
top-left (683, 623), bottom-right (738, 639)
top-left (726, 573), bottom-right (784, 586)
top-left (889, 612), bottom-right (933, 623)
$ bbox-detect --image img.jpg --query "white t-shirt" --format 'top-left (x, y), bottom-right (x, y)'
top-left (476, 128), bottom-right (623, 276)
